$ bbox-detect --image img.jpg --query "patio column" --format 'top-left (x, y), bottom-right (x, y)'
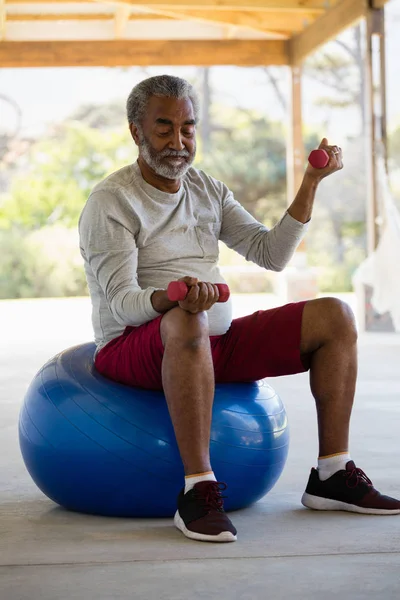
top-left (280, 65), bottom-right (318, 303)
top-left (364, 6), bottom-right (388, 254)
top-left (286, 65), bottom-right (305, 208)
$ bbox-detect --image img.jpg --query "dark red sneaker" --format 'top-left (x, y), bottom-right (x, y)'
top-left (302, 461), bottom-right (400, 515)
top-left (174, 481), bottom-right (237, 542)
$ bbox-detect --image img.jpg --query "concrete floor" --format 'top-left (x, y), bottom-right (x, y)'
top-left (1, 296), bottom-right (400, 599)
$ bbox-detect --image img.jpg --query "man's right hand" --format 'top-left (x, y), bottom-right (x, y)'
top-left (177, 277), bottom-right (220, 314)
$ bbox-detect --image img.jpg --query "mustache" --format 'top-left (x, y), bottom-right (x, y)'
top-left (159, 149), bottom-right (191, 158)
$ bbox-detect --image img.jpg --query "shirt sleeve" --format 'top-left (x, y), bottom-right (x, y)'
top-left (79, 190), bottom-right (161, 327)
top-left (220, 188), bottom-right (309, 272)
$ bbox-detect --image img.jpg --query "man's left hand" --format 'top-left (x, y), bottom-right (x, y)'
top-left (305, 137), bottom-right (343, 182)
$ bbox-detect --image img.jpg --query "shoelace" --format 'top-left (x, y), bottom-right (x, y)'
top-left (344, 467), bottom-right (373, 489)
top-left (193, 481), bottom-right (227, 511)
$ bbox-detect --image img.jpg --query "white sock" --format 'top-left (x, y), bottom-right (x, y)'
top-left (184, 471), bottom-right (216, 494)
top-left (318, 452), bottom-right (351, 481)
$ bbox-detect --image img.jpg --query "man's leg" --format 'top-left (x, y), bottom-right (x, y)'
top-left (160, 306), bottom-right (237, 542)
top-left (299, 297), bottom-right (357, 457)
top-left (210, 298), bottom-right (400, 515)
top-left (300, 297), bottom-right (400, 514)
top-left (159, 307), bottom-right (213, 476)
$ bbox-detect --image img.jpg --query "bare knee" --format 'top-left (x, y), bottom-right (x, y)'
top-left (160, 307), bottom-right (209, 350)
top-left (301, 297), bottom-right (357, 354)
top-left (323, 297), bottom-right (357, 341)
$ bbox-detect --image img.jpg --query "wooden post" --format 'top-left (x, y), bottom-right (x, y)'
top-left (201, 68), bottom-right (211, 154)
top-left (286, 66), bottom-right (304, 202)
top-left (364, 7), bottom-right (388, 254)
top-left (286, 65), bottom-right (305, 251)
top-left (278, 63), bottom-right (319, 304)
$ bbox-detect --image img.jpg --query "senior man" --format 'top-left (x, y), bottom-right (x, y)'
top-left (79, 74), bottom-right (400, 543)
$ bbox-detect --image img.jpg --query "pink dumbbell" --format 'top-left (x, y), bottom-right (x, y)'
top-left (167, 281), bottom-right (230, 303)
top-left (308, 149), bottom-right (329, 169)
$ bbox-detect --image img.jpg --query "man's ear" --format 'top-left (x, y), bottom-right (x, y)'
top-left (129, 123), bottom-right (140, 146)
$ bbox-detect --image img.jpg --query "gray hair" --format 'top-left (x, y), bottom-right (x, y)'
top-left (126, 74), bottom-right (200, 127)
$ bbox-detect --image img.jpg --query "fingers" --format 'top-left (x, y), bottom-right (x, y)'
top-left (307, 140), bottom-right (343, 179)
top-left (189, 282), bottom-right (219, 310)
top-left (328, 145), bottom-right (343, 169)
top-left (178, 281), bottom-right (220, 313)
top-left (206, 282), bottom-right (220, 308)
top-left (196, 282), bottom-right (209, 306)
top-left (178, 276), bottom-right (199, 286)
top-left (318, 138), bottom-right (341, 158)
top-left (318, 141), bottom-right (344, 171)
top-left (318, 137), bottom-right (329, 148)
top-left (330, 145), bottom-right (341, 156)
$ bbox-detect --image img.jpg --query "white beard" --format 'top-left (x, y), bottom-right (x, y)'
top-left (138, 131), bottom-right (195, 180)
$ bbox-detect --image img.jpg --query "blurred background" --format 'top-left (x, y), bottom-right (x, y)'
top-left (1, 0), bottom-right (400, 332)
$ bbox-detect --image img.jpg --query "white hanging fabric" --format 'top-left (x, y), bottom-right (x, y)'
top-left (353, 159), bottom-right (400, 332)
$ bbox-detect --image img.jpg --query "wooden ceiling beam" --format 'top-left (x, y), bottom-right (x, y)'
top-left (114, 4), bottom-right (130, 37)
top-left (98, 0), bottom-right (328, 9)
top-left (6, 13), bottom-right (170, 21)
top-left (0, 39), bottom-right (289, 67)
top-left (5, 10), bottom-right (317, 33)
top-left (102, 0), bottom-right (327, 12)
top-left (132, 8), bottom-right (317, 33)
top-left (5, 0), bottom-right (327, 13)
top-left (289, 0), bottom-right (368, 65)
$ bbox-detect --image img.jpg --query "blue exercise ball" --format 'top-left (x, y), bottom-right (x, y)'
top-left (19, 343), bottom-right (289, 517)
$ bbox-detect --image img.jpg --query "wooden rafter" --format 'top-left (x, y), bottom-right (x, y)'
top-left (126, 8), bottom-right (318, 35)
top-left (5, 10), bottom-right (319, 35)
top-left (88, 0), bottom-right (329, 11)
top-left (2, 0), bottom-right (347, 42)
top-left (6, 13), bottom-right (170, 21)
top-left (5, 0), bottom-right (328, 12)
top-left (102, 0), bottom-right (328, 10)
top-left (2, 0), bottom-right (391, 69)
top-left (289, 0), bottom-right (369, 65)
top-left (0, 39), bottom-right (288, 67)
top-left (114, 4), bottom-right (131, 37)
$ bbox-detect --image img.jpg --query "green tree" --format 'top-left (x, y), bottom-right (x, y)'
top-left (259, 26), bottom-right (369, 285)
top-left (0, 116), bottom-right (134, 298)
top-left (69, 100), bottom-right (126, 130)
top-left (197, 107), bottom-right (287, 224)
top-left (0, 121), bottom-right (133, 230)
top-left (0, 226), bottom-right (88, 299)
top-left (0, 97), bottom-right (321, 298)
top-left (304, 26), bottom-right (365, 131)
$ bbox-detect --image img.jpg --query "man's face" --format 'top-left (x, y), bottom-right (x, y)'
top-left (132, 96), bottom-right (197, 180)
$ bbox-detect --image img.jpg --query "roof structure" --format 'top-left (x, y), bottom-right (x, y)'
top-left (0, 0), bottom-right (389, 68)
top-left (0, 0), bottom-right (390, 254)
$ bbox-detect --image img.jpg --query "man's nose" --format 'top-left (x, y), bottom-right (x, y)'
top-left (170, 129), bottom-right (185, 151)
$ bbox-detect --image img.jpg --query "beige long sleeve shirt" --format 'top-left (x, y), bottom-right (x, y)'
top-left (79, 161), bottom-right (308, 350)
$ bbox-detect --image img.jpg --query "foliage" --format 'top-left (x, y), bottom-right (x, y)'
top-left (0, 226), bottom-right (87, 299)
top-left (307, 200), bottom-right (367, 292)
top-left (4, 77), bottom-right (400, 298)
top-left (69, 100), bottom-right (126, 130)
top-left (1, 103), bottom-right (295, 297)
top-left (0, 121), bottom-right (133, 230)
top-left (197, 107), bottom-right (287, 225)
top-left (0, 117), bottom-right (135, 298)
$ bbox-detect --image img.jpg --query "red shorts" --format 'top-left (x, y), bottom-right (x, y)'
top-left (95, 302), bottom-right (308, 390)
